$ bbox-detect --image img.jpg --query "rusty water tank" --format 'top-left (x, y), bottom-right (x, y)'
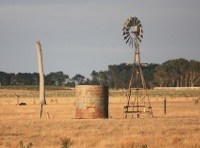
top-left (75, 85), bottom-right (108, 119)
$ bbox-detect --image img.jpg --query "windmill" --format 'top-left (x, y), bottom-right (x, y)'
top-left (122, 16), bottom-right (153, 118)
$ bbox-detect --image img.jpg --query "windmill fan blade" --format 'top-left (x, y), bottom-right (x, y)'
top-left (124, 20), bottom-right (128, 25)
top-left (125, 19), bottom-right (130, 25)
top-left (126, 36), bottom-right (131, 44)
top-left (139, 29), bottom-right (143, 36)
top-left (137, 36), bottom-right (141, 42)
top-left (125, 31), bottom-right (129, 35)
top-left (132, 17), bottom-right (135, 26)
top-left (129, 20), bottom-right (133, 27)
top-left (129, 38), bottom-right (132, 46)
top-left (136, 20), bottom-right (141, 26)
top-left (125, 28), bottom-right (129, 32)
top-left (134, 17), bottom-right (138, 26)
top-left (124, 34), bottom-right (130, 40)
top-left (130, 18), bottom-right (134, 26)
top-left (127, 21), bottom-right (132, 28)
top-left (138, 24), bottom-right (142, 28)
top-left (122, 31), bottom-right (129, 36)
top-left (126, 22), bottom-right (130, 28)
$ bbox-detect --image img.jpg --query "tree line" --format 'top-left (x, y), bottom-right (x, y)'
top-left (0, 58), bottom-right (200, 88)
top-left (154, 58), bottom-right (200, 87)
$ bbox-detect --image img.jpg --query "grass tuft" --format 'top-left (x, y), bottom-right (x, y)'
top-left (60, 137), bottom-right (72, 148)
top-left (141, 144), bottom-right (148, 148)
top-left (19, 140), bottom-right (33, 148)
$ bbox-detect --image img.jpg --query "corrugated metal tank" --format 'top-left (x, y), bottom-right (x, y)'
top-left (75, 85), bottom-right (108, 119)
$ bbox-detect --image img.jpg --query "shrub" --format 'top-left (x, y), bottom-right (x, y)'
top-left (19, 140), bottom-right (33, 148)
top-left (60, 138), bottom-right (72, 148)
top-left (141, 144), bottom-right (148, 148)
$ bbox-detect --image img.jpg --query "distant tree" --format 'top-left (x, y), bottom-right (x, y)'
top-left (98, 71), bottom-right (109, 85)
top-left (188, 60), bottom-right (200, 87)
top-left (108, 64), bottom-right (121, 89)
top-left (90, 70), bottom-right (108, 85)
top-left (10, 73), bottom-right (17, 85)
top-left (84, 78), bottom-right (92, 85)
top-left (0, 71), bottom-right (11, 85)
top-left (45, 71), bottom-right (69, 86)
top-left (119, 63), bottom-right (132, 88)
top-left (65, 79), bottom-right (76, 87)
top-left (154, 58), bottom-right (200, 87)
top-left (108, 63), bottom-right (132, 89)
top-left (72, 74), bottom-right (85, 85)
top-left (55, 71), bottom-right (69, 86)
top-left (15, 73), bottom-right (33, 85)
top-left (154, 65), bottom-right (167, 87)
top-left (90, 70), bottom-right (99, 84)
top-left (45, 73), bottom-right (54, 85)
top-left (32, 73), bottom-right (39, 85)
top-left (143, 64), bottom-right (159, 88)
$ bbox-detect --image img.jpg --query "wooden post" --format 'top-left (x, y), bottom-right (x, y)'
top-left (36, 41), bottom-right (46, 118)
top-left (15, 94), bottom-right (19, 105)
top-left (164, 97), bottom-right (167, 115)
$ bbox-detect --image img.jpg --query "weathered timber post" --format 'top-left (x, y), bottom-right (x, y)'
top-left (15, 94), bottom-right (20, 105)
top-left (36, 41), bottom-right (46, 118)
top-left (164, 97), bottom-right (167, 115)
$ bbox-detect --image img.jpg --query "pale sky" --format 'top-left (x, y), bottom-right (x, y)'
top-left (1, 0), bottom-right (200, 77)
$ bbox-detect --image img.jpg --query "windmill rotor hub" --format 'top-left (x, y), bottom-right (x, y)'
top-left (133, 26), bottom-right (140, 36)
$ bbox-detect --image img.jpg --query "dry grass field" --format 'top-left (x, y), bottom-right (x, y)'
top-left (0, 88), bottom-right (199, 148)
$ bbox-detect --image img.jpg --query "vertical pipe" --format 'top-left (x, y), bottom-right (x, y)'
top-left (36, 41), bottom-right (46, 118)
top-left (134, 38), bottom-right (140, 65)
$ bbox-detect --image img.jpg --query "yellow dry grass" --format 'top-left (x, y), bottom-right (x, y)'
top-left (0, 91), bottom-right (199, 148)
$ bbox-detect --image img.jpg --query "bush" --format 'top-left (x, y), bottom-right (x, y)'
top-left (60, 138), bottom-right (72, 148)
top-left (141, 144), bottom-right (148, 148)
top-left (19, 140), bottom-right (33, 148)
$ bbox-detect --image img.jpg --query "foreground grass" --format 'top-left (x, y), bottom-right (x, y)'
top-left (0, 95), bottom-right (199, 148)
top-left (1, 116), bottom-right (199, 148)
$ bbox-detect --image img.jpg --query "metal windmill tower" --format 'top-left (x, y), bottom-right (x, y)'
top-left (122, 16), bottom-right (153, 118)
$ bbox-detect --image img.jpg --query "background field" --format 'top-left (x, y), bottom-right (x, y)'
top-left (0, 87), bottom-right (199, 148)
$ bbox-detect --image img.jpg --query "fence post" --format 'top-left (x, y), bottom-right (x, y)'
top-left (164, 97), bottom-right (167, 115)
